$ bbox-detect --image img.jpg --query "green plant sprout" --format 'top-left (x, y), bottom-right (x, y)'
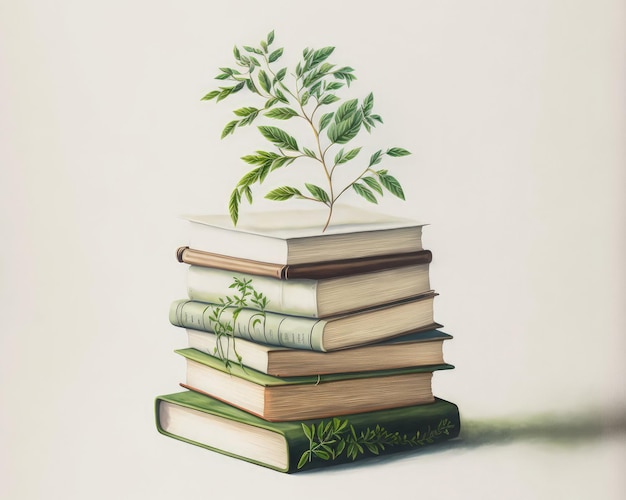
top-left (298, 417), bottom-right (455, 469)
top-left (207, 277), bottom-right (268, 370)
top-left (202, 30), bottom-right (411, 231)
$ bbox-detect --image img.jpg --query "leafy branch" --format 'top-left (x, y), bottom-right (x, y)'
top-left (206, 277), bottom-right (268, 370)
top-left (202, 30), bottom-right (412, 231)
top-left (297, 417), bottom-right (455, 469)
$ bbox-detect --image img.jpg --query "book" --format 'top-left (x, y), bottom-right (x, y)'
top-left (169, 293), bottom-right (439, 352)
top-left (186, 263), bottom-right (431, 318)
top-left (175, 348), bottom-right (453, 421)
top-left (155, 390), bottom-right (461, 473)
top-left (177, 246), bottom-right (433, 280)
top-left (185, 328), bottom-right (452, 377)
top-left (183, 205), bottom-right (425, 265)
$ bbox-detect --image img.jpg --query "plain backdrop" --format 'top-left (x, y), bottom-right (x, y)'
top-left (1, 1), bottom-right (625, 499)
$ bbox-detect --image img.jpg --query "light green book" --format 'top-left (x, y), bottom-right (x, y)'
top-left (169, 292), bottom-right (438, 352)
top-left (155, 390), bottom-right (461, 473)
top-left (175, 347), bottom-right (453, 421)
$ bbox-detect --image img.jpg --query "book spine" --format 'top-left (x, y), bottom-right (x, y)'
top-left (177, 247), bottom-right (285, 279)
top-left (169, 299), bottom-right (327, 351)
top-left (186, 266), bottom-right (321, 317)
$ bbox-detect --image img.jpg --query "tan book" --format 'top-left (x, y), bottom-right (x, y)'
top-left (185, 328), bottom-right (452, 377)
top-left (176, 348), bottom-right (453, 421)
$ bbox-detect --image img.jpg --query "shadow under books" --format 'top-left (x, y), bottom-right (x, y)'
top-left (297, 409), bottom-right (626, 474)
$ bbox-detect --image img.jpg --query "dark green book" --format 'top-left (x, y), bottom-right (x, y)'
top-left (176, 347), bottom-right (454, 421)
top-left (155, 390), bottom-right (461, 473)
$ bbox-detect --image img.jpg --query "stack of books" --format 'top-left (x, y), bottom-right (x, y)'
top-left (155, 206), bottom-right (460, 472)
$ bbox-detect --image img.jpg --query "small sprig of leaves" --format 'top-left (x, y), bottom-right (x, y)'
top-left (202, 30), bottom-right (411, 231)
top-left (297, 417), bottom-right (455, 469)
top-left (207, 277), bottom-right (268, 370)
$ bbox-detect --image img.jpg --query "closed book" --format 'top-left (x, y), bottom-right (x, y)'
top-left (186, 263), bottom-right (431, 318)
top-left (183, 205), bottom-right (425, 265)
top-left (177, 246), bottom-right (433, 280)
top-left (155, 390), bottom-right (461, 473)
top-left (169, 293), bottom-right (439, 352)
top-left (185, 328), bottom-right (452, 377)
top-left (175, 348), bottom-right (453, 421)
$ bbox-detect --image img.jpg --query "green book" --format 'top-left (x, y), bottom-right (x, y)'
top-left (155, 390), bottom-right (461, 473)
top-left (176, 347), bottom-right (453, 421)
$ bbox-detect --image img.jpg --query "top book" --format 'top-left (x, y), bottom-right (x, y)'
top-left (184, 206), bottom-right (426, 265)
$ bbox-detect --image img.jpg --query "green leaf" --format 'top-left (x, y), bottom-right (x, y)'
top-left (379, 173), bottom-right (406, 199)
top-left (353, 183), bottom-right (378, 203)
top-left (315, 450), bottom-right (330, 460)
top-left (221, 120), bottom-right (239, 139)
top-left (229, 189), bottom-right (240, 225)
top-left (243, 186), bottom-right (253, 204)
top-left (309, 46), bottom-right (335, 68)
top-left (334, 98), bottom-right (359, 123)
top-left (319, 112), bottom-right (334, 131)
top-left (319, 94), bottom-right (340, 105)
top-left (301, 423), bottom-right (312, 440)
top-left (305, 183), bottom-right (330, 203)
top-left (325, 81), bottom-right (344, 91)
top-left (265, 186), bottom-right (302, 201)
top-left (233, 107), bottom-right (259, 117)
top-left (297, 451), bottom-right (310, 469)
top-left (268, 48), bottom-right (284, 63)
top-left (362, 92), bottom-right (374, 114)
top-left (327, 112), bottom-right (362, 144)
top-left (201, 90), bottom-right (220, 101)
top-left (386, 147), bottom-right (411, 157)
top-left (238, 110), bottom-right (259, 126)
top-left (267, 30), bottom-right (275, 45)
top-left (362, 176), bottom-right (383, 194)
top-left (336, 440), bottom-right (346, 456)
top-left (303, 147), bottom-right (318, 159)
top-left (333, 66), bottom-right (356, 86)
top-left (258, 126), bottom-right (299, 151)
top-left (264, 107), bottom-right (299, 120)
top-left (342, 147), bottom-right (361, 162)
top-left (243, 45), bottom-right (263, 55)
top-left (270, 155), bottom-right (296, 170)
top-left (275, 67), bottom-right (287, 81)
top-left (275, 89), bottom-right (290, 104)
top-left (368, 150), bottom-right (383, 167)
top-left (233, 46), bottom-right (241, 60)
top-left (260, 40), bottom-right (268, 53)
top-left (258, 70), bottom-right (271, 93)
top-left (215, 73), bottom-right (230, 80)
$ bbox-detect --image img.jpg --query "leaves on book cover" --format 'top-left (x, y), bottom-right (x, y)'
top-left (298, 417), bottom-right (455, 468)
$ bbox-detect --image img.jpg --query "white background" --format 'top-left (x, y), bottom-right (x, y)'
top-left (1, 1), bottom-right (625, 498)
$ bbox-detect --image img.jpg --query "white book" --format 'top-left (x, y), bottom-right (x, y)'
top-left (186, 263), bottom-right (431, 318)
top-left (183, 205), bottom-right (425, 265)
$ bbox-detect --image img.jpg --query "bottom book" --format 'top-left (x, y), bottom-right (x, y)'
top-left (155, 390), bottom-right (461, 473)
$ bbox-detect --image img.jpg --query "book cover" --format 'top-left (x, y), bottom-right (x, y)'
top-left (155, 390), bottom-right (461, 473)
